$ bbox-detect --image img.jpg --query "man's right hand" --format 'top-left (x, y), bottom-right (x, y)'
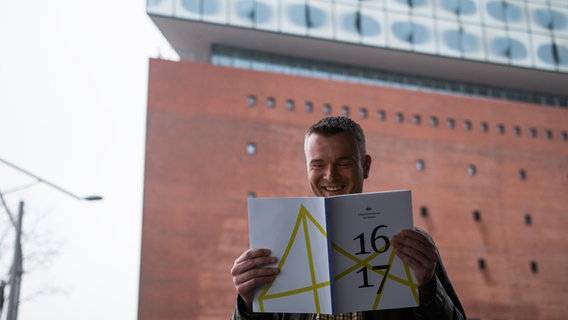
top-left (231, 248), bottom-right (279, 312)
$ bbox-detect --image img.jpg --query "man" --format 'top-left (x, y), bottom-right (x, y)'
top-left (231, 116), bottom-right (465, 320)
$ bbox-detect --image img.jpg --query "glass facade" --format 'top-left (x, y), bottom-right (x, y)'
top-left (148, 0), bottom-right (568, 72)
top-left (211, 44), bottom-right (568, 108)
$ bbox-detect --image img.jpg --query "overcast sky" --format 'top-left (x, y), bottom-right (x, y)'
top-left (0, 1), bottom-right (178, 319)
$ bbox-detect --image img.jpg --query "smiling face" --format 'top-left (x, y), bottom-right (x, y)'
top-left (304, 132), bottom-right (371, 197)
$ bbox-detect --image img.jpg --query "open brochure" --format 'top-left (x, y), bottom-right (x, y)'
top-left (248, 190), bottom-right (419, 315)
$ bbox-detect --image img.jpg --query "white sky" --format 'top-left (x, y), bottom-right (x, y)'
top-left (0, 1), bottom-right (178, 319)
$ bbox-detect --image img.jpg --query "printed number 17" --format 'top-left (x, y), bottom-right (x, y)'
top-left (356, 265), bottom-right (391, 294)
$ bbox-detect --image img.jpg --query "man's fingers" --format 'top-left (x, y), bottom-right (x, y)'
top-left (234, 266), bottom-right (280, 287)
top-left (234, 248), bottom-right (272, 264)
top-left (231, 248), bottom-right (280, 308)
top-left (392, 230), bottom-right (438, 271)
top-left (231, 249), bottom-right (277, 277)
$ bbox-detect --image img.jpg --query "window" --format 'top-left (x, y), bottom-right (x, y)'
top-left (305, 101), bottom-right (313, 113)
top-left (530, 261), bottom-right (538, 274)
top-left (524, 213), bottom-right (532, 226)
top-left (248, 95), bottom-right (257, 106)
top-left (246, 143), bottom-right (257, 155)
top-left (286, 99), bottom-right (295, 110)
top-left (396, 112), bottom-right (404, 123)
top-left (497, 124), bottom-right (505, 134)
top-left (464, 120), bottom-right (472, 131)
top-left (416, 159), bottom-right (425, 171)
top-left (481, 122), bottom-right (489, 133)
top-left (430, 116), bottom-right (439, 127)
top-left (420, 206), bottom-right (428, 217)
top-left (514, 126), bottom-right (521, 136)
top-left (342, 106), bottom-right (350, 116)
top-left (359, 108), bottom-right (368, 119)
top-left (323, 103), bottom-right (332, 114)
top-left (447, 118), bottom-right (455, 129)
top-left (247, 191), bottom-right (257, 198)
top-left (468, 164), bottom-right (477, 176)
top-left (377, 110), bottom-right (386, 121)
top-left (478, 258), bottom-right (486, 270)
top-left (529, 127), bottom-right (538, 138)
top-left (266, 97), bottom-right (275, 108)
top-left (413, 114), bottom-right (422, 125)
top-left (546, 129), bottom-right (553, 140)
top-left (518, 169), bottom-right (527, 181)
top-left (473, 210), bottom-right (481, 222)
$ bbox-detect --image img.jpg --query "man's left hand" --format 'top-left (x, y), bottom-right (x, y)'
top-left (392, 229), bottom-right (438, 292)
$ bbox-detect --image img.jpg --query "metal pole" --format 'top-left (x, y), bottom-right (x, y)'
top-left (6, 201), bottom-right (24, 320)
top-left (0, 280), bottom-right (6, 317)
top-left (0, 159), bottom-right (102, 320)
top-left (0, 158), bottom-right (102, 201)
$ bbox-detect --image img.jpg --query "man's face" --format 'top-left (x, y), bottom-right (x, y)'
top-left (304, 132), bottom-right (371, 197)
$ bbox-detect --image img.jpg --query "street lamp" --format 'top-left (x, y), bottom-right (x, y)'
top-left (0, 157), bottom-right (103, 201)
top-left (0, 157), bottom-right (102, 320)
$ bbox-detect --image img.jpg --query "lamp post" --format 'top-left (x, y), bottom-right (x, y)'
top-left (5, 202), bottom-right (23, 320)
top-left (0, 157), bottom-right (102, 320)
top-left (0, 158), bottom-right (103, 201)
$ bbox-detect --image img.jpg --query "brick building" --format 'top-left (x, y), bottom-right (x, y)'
top-left (139, 1), bottom-right (568, 319)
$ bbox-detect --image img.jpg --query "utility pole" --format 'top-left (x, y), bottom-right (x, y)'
top-left (6, 202), bottom-right (24, 320)
top-left (0, 280), bottom-right (6, 317)
top-left (0, 157), bottom-right (102, 320)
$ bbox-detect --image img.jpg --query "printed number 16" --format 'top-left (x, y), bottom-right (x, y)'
top-left (353, 225), bottom-right (390, 255)
top-left (353, 225), bottom-right (391, 294)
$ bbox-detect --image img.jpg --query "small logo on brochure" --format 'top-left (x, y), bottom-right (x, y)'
top-left (358, 207), bottom-right (381, 219)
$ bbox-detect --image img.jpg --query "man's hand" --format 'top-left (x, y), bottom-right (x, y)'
top-left (231, 248), bottom-right (279, 312)
top-left (392, 229), bottom-right (438, 299)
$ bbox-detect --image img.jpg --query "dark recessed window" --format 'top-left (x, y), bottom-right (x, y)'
top-left (478, 258), bottom-right (486, 270)
top-left (430, 116), bottom-right (439, 127)
top-left (246, 143), bottom-right (257, 155)
top-left (497, 124), bottom-right (505, 134)
top-left (420, 206), bottom-right (428, 217)
top-left (305, 101), bottom-right (313, 113)
top-left (377, 110), bottom-right (386, 121)
top-left (359, 108), bottom-right (368, 119)
top-left (396, 112), bottom-right (404, 123)
top-left (416, 159), bottom-right (425, 171)
top-left (342, 106), bottom-right (350, 116)
top-left (468, 164), bottom-right (477, 176)
top-left (447, 118), bottom-right (455, 129)
top-left (562, 131), bottom-right (568, 141)
top-left (473, 210), bottom-right (481, 221)
top-left (286, 99), bottom-right (295, 110)
top-left (481, 122), bottom-right (489, 133)
top-left (524, 213), bottom-right (532, 226)
top-left (247, 191), bottom-right (257, 198)
top-left (518, 169), bottom-right (527, 180)
top-left (413, 114), bottom-right (422, 125)
top-left (546, 129), bottom-right (553, 140)
top-left (514, 126), bottom-right (522, 136)
top-left (529, 127), bottom-right (538, 138)
top-left (248, 95), bottom-right (257, 106)
top-left (266, 97), bottom-right (275, 108)
top-left (323, 103), bottom-right (332, 114)
top-left (464, 120), bottom-right (472, 131)
top-left (530, 261), bottom-right (538, 274)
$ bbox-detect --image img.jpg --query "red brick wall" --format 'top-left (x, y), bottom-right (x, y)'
top-left (139, 58), bottom-right (568, 320)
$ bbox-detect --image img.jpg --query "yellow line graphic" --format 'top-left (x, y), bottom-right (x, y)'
top-left (257, 204), bottom-right (418, 313)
